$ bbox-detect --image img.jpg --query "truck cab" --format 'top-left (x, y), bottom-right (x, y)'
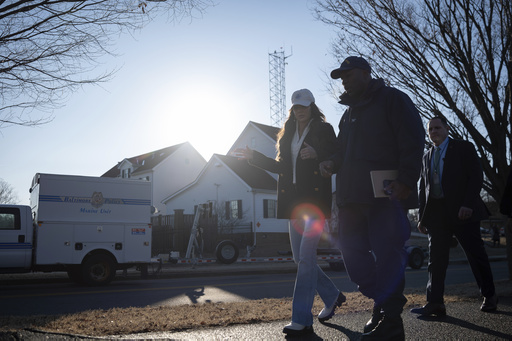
top-left (0, 205), bottom-right (34, 271)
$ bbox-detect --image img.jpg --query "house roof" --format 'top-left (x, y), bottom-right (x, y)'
top-left (101, 143), bottom-right (187, 177)
top-left (226, 121), bottom-right (281, 156)
top-left (162, 153), bottom-right (277, 204)
top-left (249, 121), bottom-right (281, 141)
top-left (215, 154), bottom-right (277, 191)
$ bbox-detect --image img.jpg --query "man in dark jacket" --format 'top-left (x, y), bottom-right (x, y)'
top-left (320, 56), bottom-right (425, 340)
top-left (412, 116), bottom-right (497, 316)
top-left (499, 167), bottom-right (512, 279)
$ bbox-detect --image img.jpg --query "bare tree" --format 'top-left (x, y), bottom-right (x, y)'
top-left (0, 178), bottom-right (18, 204)
top-left (0, 0), bottom-right (213, 128)
top-left (314, 0), bottom-right (511, 203)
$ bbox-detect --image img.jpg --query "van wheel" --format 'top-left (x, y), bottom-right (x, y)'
top-left (215, 240), bottom-right (239, 264)
top-left (81, 254), bottom-right (116, 286)
top-left (408, 247), bottom-right (424, 269)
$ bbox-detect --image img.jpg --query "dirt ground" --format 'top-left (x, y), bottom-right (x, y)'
top-left (0, 234), bottom-right (509, 337)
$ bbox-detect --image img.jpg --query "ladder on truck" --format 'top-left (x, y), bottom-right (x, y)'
top-left (170, 203), bottom-right (240, 266)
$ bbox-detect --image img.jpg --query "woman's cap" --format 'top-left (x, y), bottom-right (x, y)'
top-left (291, 89), bottom-right (315, 107)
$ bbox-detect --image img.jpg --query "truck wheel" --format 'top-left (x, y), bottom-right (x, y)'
top-left (408, 247), bottom-right (424, 269)
top-left (81, 254), bottom-right (116, 286)
top-left (215, 240), bottom-right (239, 264)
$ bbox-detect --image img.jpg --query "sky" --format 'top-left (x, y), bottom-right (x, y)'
top-left (1, 0), bottom-right (346, 206)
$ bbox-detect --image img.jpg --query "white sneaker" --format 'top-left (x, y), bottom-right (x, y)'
top-left (318, 292), bottom-right (346, 322)
top-left (284, 322), bottom-right (305, 330)
top-left (282, 322), bottom-right (313, 335)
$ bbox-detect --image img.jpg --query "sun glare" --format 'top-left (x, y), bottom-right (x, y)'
top-left (149, 77), bottom-right (245, 160)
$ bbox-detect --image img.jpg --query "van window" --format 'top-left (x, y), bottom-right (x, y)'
top-left (0, 207), bottom-right (21, 230)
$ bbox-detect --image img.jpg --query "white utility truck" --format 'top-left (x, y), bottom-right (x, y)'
top-left (0, 173), bottom-right (153, 286)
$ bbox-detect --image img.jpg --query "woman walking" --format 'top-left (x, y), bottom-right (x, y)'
top-left (234, 89), bottom-right (345, 336)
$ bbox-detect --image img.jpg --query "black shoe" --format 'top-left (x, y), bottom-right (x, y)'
top-left (361, 316), bottom-right (404, 341)
top-left (410, 303), bottom-right (446, 317)
top-left (363, 307), bottom-right (384, 333)
top-left (481, 294), bottom-right (498, 312)
top-left (318, 292), bottom-right (346, 322)
top-left (282, 322), bottom-right (313, 336)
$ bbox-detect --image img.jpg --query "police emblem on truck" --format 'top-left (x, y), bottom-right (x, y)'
top-left (91, 192), bottom-right (105, 208)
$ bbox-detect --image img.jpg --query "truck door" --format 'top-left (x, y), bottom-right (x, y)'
top-left (0, 206), bottom-right (32, 269)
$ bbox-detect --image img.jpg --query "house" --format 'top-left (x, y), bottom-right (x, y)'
top-left (161, 153), bottom-right (290, 256)
top-left (161, 122), bottom-right (292, 256)
top-left (163, 121), bottom-right (282, 222)
top-left (101, 142), bottom-right (206, 214)
top-left (227, 121), bottom-right (281, 161)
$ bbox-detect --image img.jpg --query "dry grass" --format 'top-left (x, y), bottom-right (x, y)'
top-left (1, 280), bottom-right (510, 337)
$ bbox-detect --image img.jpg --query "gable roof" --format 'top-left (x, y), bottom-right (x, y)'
top-left (162, 153), bottom-right (277, 204)
top-left (215, 154), bottom-right (276, 190)
top-left (101, 143), bottom-right (187, 177)
top-left (227, 121), bottom-right (281, 155)
top-left (250, 121), bottom-right (281, 141)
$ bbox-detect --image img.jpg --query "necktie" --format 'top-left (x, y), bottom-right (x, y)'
top-left (431, 147), bottom-right (443, 197)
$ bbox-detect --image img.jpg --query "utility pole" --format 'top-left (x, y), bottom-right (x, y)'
top-left (269, 48), bottom-right (292, 127)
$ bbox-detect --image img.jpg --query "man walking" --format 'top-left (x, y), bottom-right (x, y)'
top-left (412, 116), bottom-right (497, 316)
top-left (320, 56), bottom-right (425, 340)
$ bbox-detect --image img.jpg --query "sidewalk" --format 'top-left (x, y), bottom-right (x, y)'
top-left (117, 297), bottom-right (512, 340)
top-left (10, 295), bottom-right (512, 340)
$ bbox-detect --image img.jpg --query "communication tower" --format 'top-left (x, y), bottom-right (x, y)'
top-left (269, 48), bottom-right (292, 127)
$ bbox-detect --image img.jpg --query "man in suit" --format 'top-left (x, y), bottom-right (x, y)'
top-left (412, 116), bottom-right (497, 317)
top-left (499, 167), bottom-right (512, 279)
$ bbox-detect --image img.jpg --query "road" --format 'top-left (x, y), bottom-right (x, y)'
top-left (0, 261), bottom-right (508, 317)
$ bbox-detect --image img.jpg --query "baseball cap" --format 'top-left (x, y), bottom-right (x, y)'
top-left (291, 89), bottom-right (315, 107)
top-left (330, 56), bottom-right (372, 79)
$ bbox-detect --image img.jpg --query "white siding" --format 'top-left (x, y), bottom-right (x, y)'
top-left (165, 160), bottom-right (250, 215)
top-left (165, 156), bottom-right (288, 233)
top-left (253, 192), bottom-right (288, 233)
top-left (228, 124), bottom-right (278, 159)
top-left (137, 143), bottom-right (206, 214)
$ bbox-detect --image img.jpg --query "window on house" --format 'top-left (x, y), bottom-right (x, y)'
top-left (225, 200), bottom-right (242, 220)
top-left (122, 168), bottom-right (131, 178)
top-left (263, 199), bottom-right (277, 218)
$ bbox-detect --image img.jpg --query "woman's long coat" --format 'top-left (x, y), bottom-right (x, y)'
top-left (250, 120), bottom-right (336, 219)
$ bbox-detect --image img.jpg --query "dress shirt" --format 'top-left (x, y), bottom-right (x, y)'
top-left (291, 119), bottom-right (312, 184)
top-left (431, 137), bottom-right (449, 184)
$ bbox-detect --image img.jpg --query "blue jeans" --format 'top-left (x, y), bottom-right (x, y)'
top-left (289, 219), bottom-right (340, 326)
top-left (338, 201), bottom-right (409, 317)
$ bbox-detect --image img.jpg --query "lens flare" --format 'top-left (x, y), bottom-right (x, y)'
top-left (290, 203), bottom-right (325, 237)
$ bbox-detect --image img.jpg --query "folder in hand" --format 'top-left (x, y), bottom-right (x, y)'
top-left (370, 170), bottom-right (398, 198)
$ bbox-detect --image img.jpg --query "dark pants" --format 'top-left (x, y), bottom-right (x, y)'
top-left (338, 201), bottom-right (410, 317)
top-left (425, 198), bottom-right (495, 303)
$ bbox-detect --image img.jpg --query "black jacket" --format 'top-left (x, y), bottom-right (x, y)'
top-left (250, 120), bottom-right (336, 219)
top-left (332, 78), bottom-right (425, 208)
top-left (499, 168), bottom-right (512, 217)
top-left (419, 138), bottom-right (489, 226)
